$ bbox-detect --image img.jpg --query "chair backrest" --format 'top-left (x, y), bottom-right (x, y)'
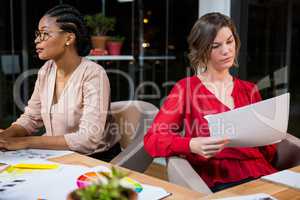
top-left (110, 100), bottom-right (158, 172)
top-left (167, 156), bottom-right (213, 194)
top-left (110, 100), bottom-right (158, 149)
top-left (275, 133), bottom-right (300, 170)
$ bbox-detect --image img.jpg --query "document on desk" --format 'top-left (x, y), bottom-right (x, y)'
top-left (0, 149), bottom-right (73, 165)
top-left (204, 93), bottom-right (289, 147)
top-left (0, 164), bottom-right (171, 200)
top-left (0, 164), bottom-right (90, 200)
top-left (139, 184), bottom-right (171, 200)
top-left (261, 170), bottom-right (300, 190)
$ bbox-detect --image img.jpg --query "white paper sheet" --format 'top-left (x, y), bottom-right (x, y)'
top-left (0, 164), bottom-right (89, 200)
top-left (0, 149), bottom-right (73, 165)
top-left (0, 164), bottom-right (171, 200)
top-left (261, 170), bottom-right (300, 190)
top-left (0, 162), bottom-right (57, 198)
top-left (213, 193), bottom-right (277, 200)
top-left (204, 93), bottom-right (290, 147)
top-left (138, 184), bottom-right (171, 200)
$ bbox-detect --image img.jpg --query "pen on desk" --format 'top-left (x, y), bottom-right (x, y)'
top-left (12, 163), bottom-right (59, 170)
top-left (161, 192), bottom-right (172, 199)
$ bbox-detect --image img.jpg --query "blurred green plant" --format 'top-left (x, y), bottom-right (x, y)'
top-left (84, 13), bottom-right (116, 36)
top-left (109, 35), bottom-right (125, 42)
top-left (70, 167), bottom-right (135, 200)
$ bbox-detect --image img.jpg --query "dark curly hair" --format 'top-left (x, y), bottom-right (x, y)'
top-left (45, 4), bottom-right (91, 56)
top-left (187, 12), bottom-right (240, 72)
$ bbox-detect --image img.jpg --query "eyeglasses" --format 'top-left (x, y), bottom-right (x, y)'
top-left (35, 30), bottom-right (64, 42)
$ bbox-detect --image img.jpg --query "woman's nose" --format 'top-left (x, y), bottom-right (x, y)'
top-left (221, 44), bottom-right (230, 55)
top-left (34, 36), bottom-right (40, 44)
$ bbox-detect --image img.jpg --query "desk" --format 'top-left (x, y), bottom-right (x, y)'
top-left (201, 166), bottom-right (300, 200)
top-left (49, 153), bottom-right (204, 200)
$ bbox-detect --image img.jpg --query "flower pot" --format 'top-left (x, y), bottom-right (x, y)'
top-left (106, 41), bottom-right (123, 55)
top-left (89, 48), bottom-right (108, 56)
top-left (91, 36), bottom-right (109, 50)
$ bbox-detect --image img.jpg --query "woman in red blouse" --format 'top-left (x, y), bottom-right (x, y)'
top-left (144, 12), bottom-right (277, 192)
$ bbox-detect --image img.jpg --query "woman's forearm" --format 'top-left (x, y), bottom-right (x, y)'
top-left (0, 124), bottom-right (29, 138)
top-left (24, 135), bottom-right (69, 150)
top-left (0, 135), bottom-right (69, 151)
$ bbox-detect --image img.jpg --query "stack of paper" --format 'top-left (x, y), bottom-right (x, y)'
top-left (261, 170), bottom-right (300, 190)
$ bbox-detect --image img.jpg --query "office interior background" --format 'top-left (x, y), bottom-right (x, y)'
top-left (0, 0), bottom-right (299, 137)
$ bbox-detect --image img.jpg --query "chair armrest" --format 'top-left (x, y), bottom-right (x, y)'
top-left (110, 133), bottom-right (153, 173)
top-left (167, 156), bottom-right (212, 194)
top-left (275, 133), bottom-right (300, 170)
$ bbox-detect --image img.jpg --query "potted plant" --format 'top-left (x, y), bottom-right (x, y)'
top-left (84, 13), bottom-right (116, 50)
top-left (68, 167), bottom-right (138, 200)
top-left (106, 36), bottom-right (125, 56)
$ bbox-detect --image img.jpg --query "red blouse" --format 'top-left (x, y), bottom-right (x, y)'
top-left (144, 76), bottom-right (277, 188)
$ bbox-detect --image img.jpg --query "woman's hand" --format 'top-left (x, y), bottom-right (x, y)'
top-left (189, 136), bottom-right (228, 159)
top-left (0, 129), bottom-right (5, 139)
top-left (0, 137), bottom-right (28, 151)
top-left (0, 125), bottom-right (29, 139)
top-left (0, 129), bottom-right (7, 140)
top-left (0, 130), bottom-right (12, 140)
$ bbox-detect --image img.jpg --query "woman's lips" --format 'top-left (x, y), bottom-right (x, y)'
top-left (36, 48), bottom-right (43, 53)
top-left (221, 57), bottom-right (233, 63)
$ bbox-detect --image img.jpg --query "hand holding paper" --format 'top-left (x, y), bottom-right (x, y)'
top-left (189, 136), bottom-right (228, 158)
top-left (204, 93), bottom-right (289, 147)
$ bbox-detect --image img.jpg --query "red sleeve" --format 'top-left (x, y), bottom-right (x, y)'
top-left (144, 81), bottom-right (191, 157)
top-left (252, 84), bottom-right (277, 163)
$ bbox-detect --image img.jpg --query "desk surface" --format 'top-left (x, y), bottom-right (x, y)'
top-left (200, 166), bottom-right (300, 200)
top-left (49, 153), bottom-right (204, 200)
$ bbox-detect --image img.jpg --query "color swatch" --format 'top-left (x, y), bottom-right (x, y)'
top-left (76, 171), bottom-right (143, 193)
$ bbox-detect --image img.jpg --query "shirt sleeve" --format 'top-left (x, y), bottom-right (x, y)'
top-left (64, 67), bottom-right (110, 154)
top-left (144, 81), bottom-right (191, 157)
top-left (252, 84), bottom-right (277, 164)
top-left (13, 70), bottom-right (44, 134)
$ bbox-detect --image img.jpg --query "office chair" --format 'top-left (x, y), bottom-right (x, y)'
top-left (167, 133), bottom-right (300, 194)
top-left (110, 100), bottom-right (158, 173)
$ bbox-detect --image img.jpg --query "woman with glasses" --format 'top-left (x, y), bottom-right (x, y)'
top-left (144, 12), bottom-right (277, 192)
top-left (0, 4), bottom-right (121, 161)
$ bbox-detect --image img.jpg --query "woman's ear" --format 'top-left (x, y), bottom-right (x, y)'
top-left (65, 33), bottom-right (76, 46)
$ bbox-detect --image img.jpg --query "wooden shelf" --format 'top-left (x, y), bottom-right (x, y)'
top-left (86, 55), bottom-right (134, 61)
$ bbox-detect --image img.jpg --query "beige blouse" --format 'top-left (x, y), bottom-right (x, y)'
top-left (14, 58), bottom-right (120, 154)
